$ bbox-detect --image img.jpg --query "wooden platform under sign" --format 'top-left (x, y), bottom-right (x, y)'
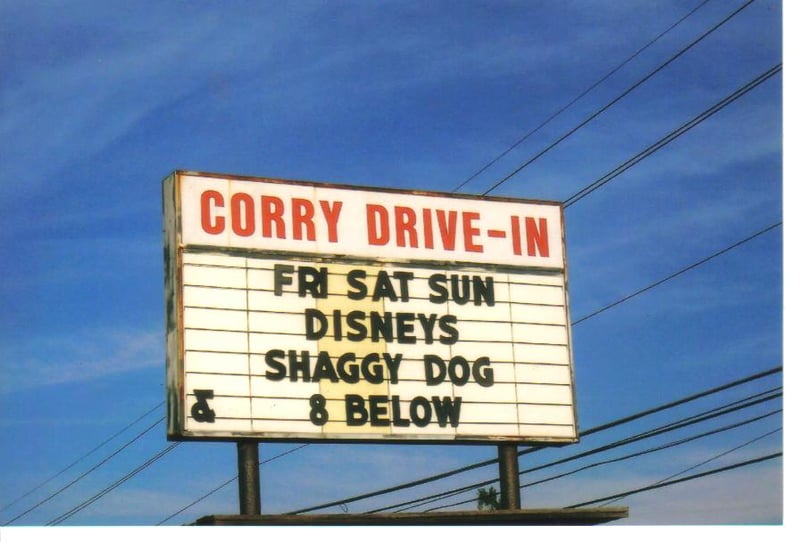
top-left (191, 507), bottom-right (628, 526)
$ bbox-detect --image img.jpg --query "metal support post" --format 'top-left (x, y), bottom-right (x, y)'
top-left (498, 444), bottom-right (521, 510)
top-left (237, 441), bottom-right (261, 515)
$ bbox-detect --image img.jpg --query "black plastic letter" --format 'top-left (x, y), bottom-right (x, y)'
top-left (190, 389), bottom-right (216, 423)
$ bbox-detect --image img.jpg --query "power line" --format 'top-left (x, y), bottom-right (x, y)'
top-left (387, 387), bottom-right (782, 512)
top-left (3, 416), bottom-right (165, 526)
top-left (346, 383), bottom-right (783, 513)
top-left (563, 62), bottom-right (782, 208)
top-left (566, 451), bottom-right (781, 508)
top-left (599, 426), bottom-right (782, 506)
top-left (422, 412), bottom-right (781, 512)
top-left (156, 443), bottom-right (311, 525)
top-left (286, 451), bottom-right (499, 515)
top-left (375, 405), bottom-right (781, 513)
top-left (451, 0), bottom-right (713, 193)
top-left (403, 375), bottom-right (780, 513)
top-left (31, 427), bottom-right (308, 525)
top-left (0, 401), bottom-right (164, 516)
top-left (557, 393), bottom-right (783, 469)
top-left (286, 364), bottom-right (780, 514)
top-left (46, 442), bottom-right (181, 526)
top-left (25, 400), bottom-right (308, 525)
top-left (571, 221), bottom-right (782, 326)
top-left (427, 442), bottom-right (783, 511)
top-left (575, 367), bottom-right (781, 440)
top-left (479, 0), bottom-right (756, 196)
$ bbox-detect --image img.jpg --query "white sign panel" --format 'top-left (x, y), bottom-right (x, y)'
top-left (164, 171), bottom-right (578, 443)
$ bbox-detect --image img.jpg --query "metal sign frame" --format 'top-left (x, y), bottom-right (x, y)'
top-left (163, 170), bottom-right (579, 444)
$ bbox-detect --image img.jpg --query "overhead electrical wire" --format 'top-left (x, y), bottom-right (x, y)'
top-left (9, 417), bottom-right (310, 525)
top-left (451, 0), bottom-right (713, 193)
top-left (2, 417), bottom-right (166, 526)
top-left (427, 438), bottom-right (784, 512)
top-left (417, 391), bottom-right (782, 512)
top-left (46, 442), bottom-right (181, 526)
top-left (479, 0), bottom-right (756, 197)
top-left (571, 221), bottom-right (782, 326)
top-left (563, 62), bottom-right (782, 208)
top-left (554, 427), bottom-right (783, 508)
top-left (156, 443), bottom-right (311, 526)
top-left (565, 452), bottom-right (782, 508)
top-left (382, 385), bottom-right (783, 512)
top-left (286, 365), bottom-right (781, 514)
top-left (597, 426), bottom-right (783, 506)
top-left (380, 386), bottom-right (783, 512)
top-left (0, 400), bottom-right (164, 516)
top-left (376, 404), bottom-right (781, 513)
top-left (575, 367), bottom-right (780, 441)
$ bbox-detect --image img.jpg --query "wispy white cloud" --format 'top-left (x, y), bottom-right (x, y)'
top-left (0, 327), bottom-right (161, 394)
top-left (0, 4), bottom-right (319, 198)
top-left (8, 0), bottom-right (765, 201)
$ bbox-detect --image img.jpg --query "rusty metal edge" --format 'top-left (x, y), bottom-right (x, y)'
top-left (190, 507), bottom-right (629, 526)
top-left (173, 169), bottom-right (564, 207)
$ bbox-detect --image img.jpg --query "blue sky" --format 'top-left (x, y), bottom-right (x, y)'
top-left (0, 0), bottom-right (788, 532)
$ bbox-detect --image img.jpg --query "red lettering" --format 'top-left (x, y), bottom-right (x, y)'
top-left (511, 216), bottom-right (522, 255)
top-left (525, 217), bottom-right (549, 257)
top-left (292, 198), bottom-right (315, 241)
top-left (367, 204), bottom-right (390, 245)
top-left (463, 212), bottom-right (483, 253)
top-left (422, 208), bottom-right (434, 249)
top-left (395, 206), bottom-right (418, 248)
top-left (436, 210), bottom-right (457, 251)
top-left (320, 200), bottom-right (343, 243)
top-left (231, 193), bottom-right (255, 236)
top-left (200, 190), bottom-right (225, 235)
top-left (261, 195), bottom-right (286, 238)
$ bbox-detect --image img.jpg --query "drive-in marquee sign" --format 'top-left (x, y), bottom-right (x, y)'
top-left (163, 171), bottom-right (578, 443)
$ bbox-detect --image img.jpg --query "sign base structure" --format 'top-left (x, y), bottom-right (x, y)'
top-left (190, 507), bottom-right (629, 526)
